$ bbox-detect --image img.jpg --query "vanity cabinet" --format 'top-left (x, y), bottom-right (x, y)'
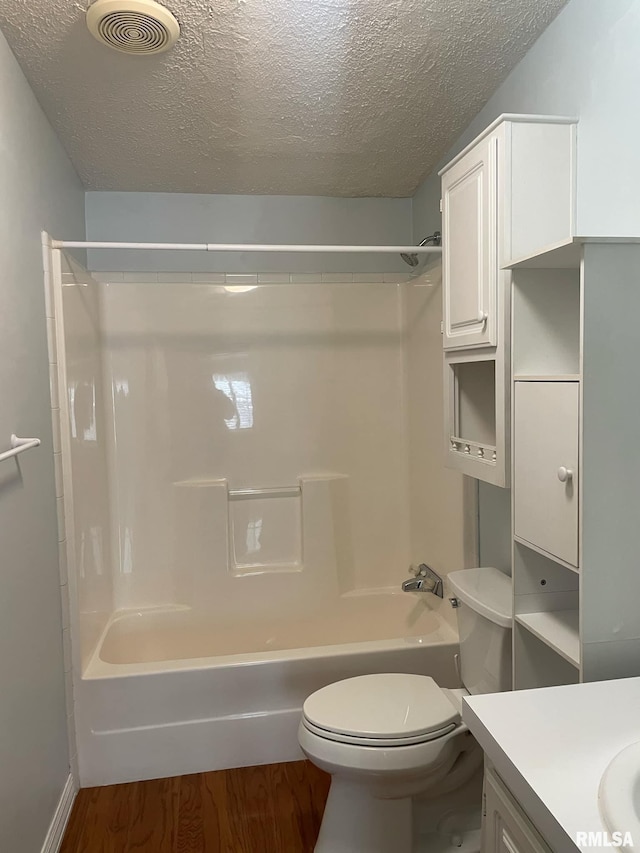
top-left (482, 765), bottom-right (551, 853)
top-left (440, 114), bottom-right (576, 486)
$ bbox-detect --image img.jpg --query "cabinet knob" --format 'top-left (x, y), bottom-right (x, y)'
top-left (557, 466), bottom-right (573, 483)
top-left (478, 311), bottom-right (488, 326)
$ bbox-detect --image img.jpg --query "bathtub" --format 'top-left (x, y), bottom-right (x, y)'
top-left (75, 591), bottom-right (459, 787)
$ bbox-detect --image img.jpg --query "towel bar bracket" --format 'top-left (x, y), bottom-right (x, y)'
top-left (0, 434), bottom-right (41, 463)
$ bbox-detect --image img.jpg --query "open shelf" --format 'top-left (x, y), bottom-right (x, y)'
top-left (515, 610), bottom-right (579, 668)
top-left (513, 536), bottom-right (579, 575)
top-left (512, 269), bottom-right (581, 377)
top-left (513, 622), bottom-right (580, 690)
top-left (513, 535), bottom-right (580, 574)
top-left (447, 358), bottom-right (497, 462)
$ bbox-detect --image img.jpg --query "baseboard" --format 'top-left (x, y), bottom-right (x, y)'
top-left (41, 774), bottom-right (77, 853)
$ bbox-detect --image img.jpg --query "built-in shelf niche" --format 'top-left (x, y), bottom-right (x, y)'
top-left (512, 269), bottom-right (581, 378)
top-left (513, 541), bottom-right (580, 672)
top-left (449, 358), bottom-right (496, 459)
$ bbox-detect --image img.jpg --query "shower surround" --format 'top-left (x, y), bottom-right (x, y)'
top-left (49, 250), bottom-right (474, 785)
top-left (99, 274), bottom-right (411, 620)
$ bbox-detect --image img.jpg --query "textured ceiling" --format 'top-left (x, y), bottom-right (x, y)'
top-left (0, 0), bottom-right (568, 196)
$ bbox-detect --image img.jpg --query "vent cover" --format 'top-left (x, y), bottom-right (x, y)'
top-left (86, 0), bottom-right (180, 55)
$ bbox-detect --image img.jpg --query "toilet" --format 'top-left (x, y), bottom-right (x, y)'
top-left (298, 567), bottom-right (512, 853)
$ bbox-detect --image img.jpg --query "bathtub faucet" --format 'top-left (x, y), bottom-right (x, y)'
top-left (401, 563), bottom-right (444, 598)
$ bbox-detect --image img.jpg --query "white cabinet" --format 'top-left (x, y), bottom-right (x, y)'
top-left (514, 381), bottom-right (579, 568)
top-left (442, 131), bottom-right (498, 350)
top-left (483, 766), bottom-right (551, 853)
top-left (440, 114), bottom-right (576, 487)
top-left (510, 240), bottom-right (640, 690)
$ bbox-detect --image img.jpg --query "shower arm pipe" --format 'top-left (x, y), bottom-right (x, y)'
top-left (51, 240), bottom-right (443, 255)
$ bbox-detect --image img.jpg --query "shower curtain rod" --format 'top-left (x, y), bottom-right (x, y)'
top-left (51, 240), bottom-right (443, 254)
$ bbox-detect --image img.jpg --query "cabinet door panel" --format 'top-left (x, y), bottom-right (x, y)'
top-left (442, 133), bottom-right (498, 349)
top-left (483, 769), bottom-right (552, 853)
top-left (514, 382), bottom-right (579, 567)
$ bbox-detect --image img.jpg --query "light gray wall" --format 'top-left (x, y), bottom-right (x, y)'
top-left (414, 0), bottom-right (640, 239)
top-left (477, 483), bottom-right (512, 574)
top-left (85, 191), bottom-right (413, 273)
top-left (412, 0), bottom-right (640, 572)
top-left (412, 176), bottom-right (443, 247)
top-left (0, 30), bottom-right (85, 853)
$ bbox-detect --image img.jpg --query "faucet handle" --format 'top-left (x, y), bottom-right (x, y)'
top-left (409, 563), bottom-right (433, 578)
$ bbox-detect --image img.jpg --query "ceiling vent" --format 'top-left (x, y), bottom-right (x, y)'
top-left (86, 0), bottom-right (180, 55)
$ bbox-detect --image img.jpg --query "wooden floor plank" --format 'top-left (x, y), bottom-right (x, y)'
top-left (225, 764), bottom-right (279, 853)
top-left (271, 761), bottom-right (315, 852)
top-left (128, 776), bottom-right (181, 852)
top-left (59, 786), bottom-right (91, 853)
top-left (176, 771), bottom-right (232, 853)
top-left (175, 773), bottom-right (203, 853)
top-left (200, 771), bottom-right (234, 852)
top-left (63, 782), bottom-right (137, 853)
top-left (280, 760), bottom-right (330, 851)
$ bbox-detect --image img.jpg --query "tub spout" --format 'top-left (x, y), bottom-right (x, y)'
top-left (402, 577), bottom-right (426, 592)
top-left (401, 564), bottom-right (444, 597)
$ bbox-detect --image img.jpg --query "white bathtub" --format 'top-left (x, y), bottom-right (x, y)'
top-left (75, 591), bottom-right (459, 787)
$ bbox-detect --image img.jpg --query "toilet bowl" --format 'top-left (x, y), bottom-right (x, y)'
top-left (298, 567), bottom-right (513, 853)
top-left (298, 673), bottom-right (478, 853)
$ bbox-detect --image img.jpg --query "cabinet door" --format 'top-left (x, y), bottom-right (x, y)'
top-left (442, 132), bottom-right (499, 349)
top-left (483, 768), bottom-right (552, 853)
top-left (514, 382), bottom-right (579, 567)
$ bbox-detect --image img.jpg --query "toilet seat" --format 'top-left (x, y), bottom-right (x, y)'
top-left (302, 717), bottom-right (457, 747)
top-left (302, 673), bottom-right (460, 748)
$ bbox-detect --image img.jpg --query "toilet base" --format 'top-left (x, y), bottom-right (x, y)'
top-left (315, 777), bottom-right (412, 853)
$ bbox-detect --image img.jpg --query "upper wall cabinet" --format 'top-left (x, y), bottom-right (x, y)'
top-left (440, 114), bottom-right (577, 487)
top-left (440, 115), bottom-right (576, 352)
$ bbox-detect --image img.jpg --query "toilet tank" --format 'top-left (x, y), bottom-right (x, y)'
top-left (448, 568), bottom-right (512, 695)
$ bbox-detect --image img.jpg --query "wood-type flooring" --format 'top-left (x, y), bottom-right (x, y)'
top-left (60, 760), bottom-right (330, 852)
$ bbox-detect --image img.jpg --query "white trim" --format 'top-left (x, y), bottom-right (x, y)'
top-left (41, 774), bottom-right (77, 853)
top-left (50, 240), bottom-right (443, 254)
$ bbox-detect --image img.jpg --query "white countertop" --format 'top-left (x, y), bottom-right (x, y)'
top-left (463, 677), bottom-right (640, 853)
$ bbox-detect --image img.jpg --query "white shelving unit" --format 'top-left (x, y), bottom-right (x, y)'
top-left (510, 237), bottom-right (640, 688)
top-left (438, 114), bottom-right (640, 688)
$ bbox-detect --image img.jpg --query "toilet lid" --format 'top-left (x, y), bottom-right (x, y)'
top-left (302, 674), bottom-right (459, 743)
